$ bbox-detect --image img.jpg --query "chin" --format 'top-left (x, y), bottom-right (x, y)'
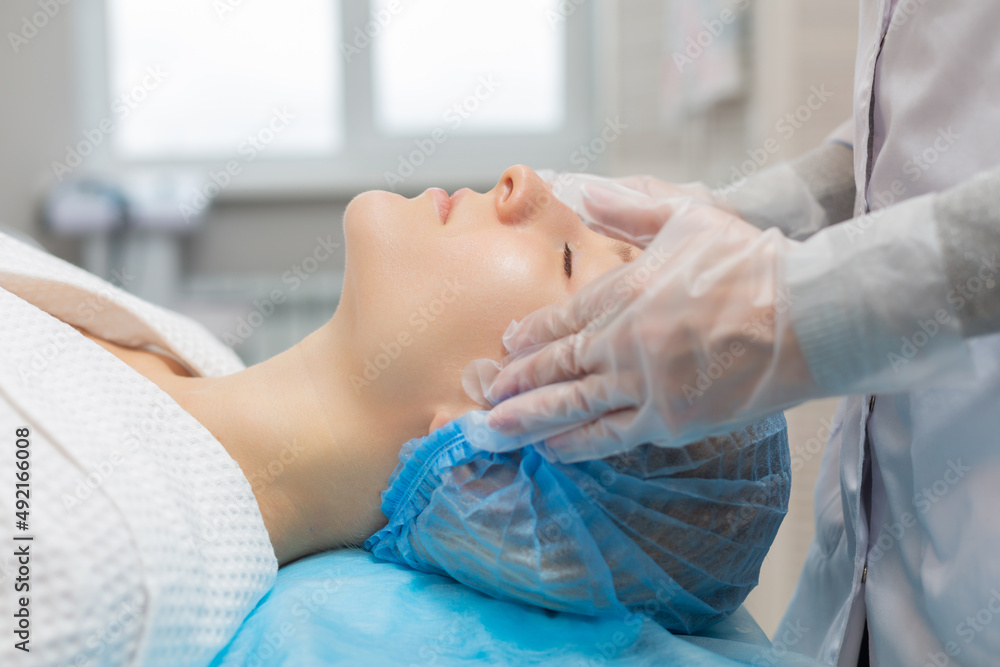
top-left (344, 190), bottom-right (395, 238)
top-left (339, 189), bottom-right (408, 321)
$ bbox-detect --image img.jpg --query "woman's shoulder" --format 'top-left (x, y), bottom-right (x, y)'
top-left (0, 229), bottom-right (245, 377)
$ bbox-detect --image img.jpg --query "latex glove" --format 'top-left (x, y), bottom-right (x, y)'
top-left (538, 143), bottom-right (857, 245)
top-left (464, 187), bottom-right (811, 463)
top-left (535, 170), bottom-right (716, 248)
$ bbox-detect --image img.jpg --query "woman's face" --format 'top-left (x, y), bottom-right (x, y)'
top-left (336, 165), bottom-right (637, 434)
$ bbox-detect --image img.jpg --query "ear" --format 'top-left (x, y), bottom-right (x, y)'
top-left (428, 401), bottom-right (479, 434)
top-left (428, 408), bottom-right (459, 434)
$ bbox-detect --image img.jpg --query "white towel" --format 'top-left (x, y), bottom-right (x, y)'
top-left (0, 231), bottom-right (277, 666)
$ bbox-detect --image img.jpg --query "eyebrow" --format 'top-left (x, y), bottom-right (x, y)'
top-left (612, 239), bottom-right (636, 263)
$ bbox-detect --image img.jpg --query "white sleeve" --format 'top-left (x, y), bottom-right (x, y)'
top-left (713, 119), bottom-right (857, 241)
top-left (785, 163), bottom-right (1000, 395)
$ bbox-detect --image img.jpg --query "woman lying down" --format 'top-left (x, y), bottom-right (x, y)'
top-left (0, 165), bottom-right (789, 666)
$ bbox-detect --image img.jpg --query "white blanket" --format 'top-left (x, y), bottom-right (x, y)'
top-left (0, 231), bottom-right (277, 666)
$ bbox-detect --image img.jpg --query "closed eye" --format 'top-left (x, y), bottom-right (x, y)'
top-left (563, 242), bottom-right (573, 278)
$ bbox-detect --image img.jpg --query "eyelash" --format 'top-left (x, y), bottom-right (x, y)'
top-left (613, 240), bottom-right (636, 263)
top-left (563, 243), bottom-right (573, 279)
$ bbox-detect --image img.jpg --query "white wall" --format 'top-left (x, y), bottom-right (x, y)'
top-left (0, 1), bottom-right (79, 259)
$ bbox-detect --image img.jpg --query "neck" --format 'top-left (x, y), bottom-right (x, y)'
top-left (167, 322), bottom-right (400, 565)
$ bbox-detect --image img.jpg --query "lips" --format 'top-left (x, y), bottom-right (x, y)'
top-left (427, 187), bottom-right (452, 224)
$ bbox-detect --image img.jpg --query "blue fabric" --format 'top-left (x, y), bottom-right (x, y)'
top-left (364, 411), bottom-right (791, 635)
top-left (210, 548), bottom-right (822, 666)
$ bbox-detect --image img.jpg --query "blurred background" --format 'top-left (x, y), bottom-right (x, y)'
top-left (0, 0), bottom-right (856, 637)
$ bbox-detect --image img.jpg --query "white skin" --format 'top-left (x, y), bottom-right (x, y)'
top-left (77, 165), bottom-right (638, 565)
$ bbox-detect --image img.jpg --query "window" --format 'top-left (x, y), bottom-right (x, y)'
top-left (75, 0), bottom-right (600, 196)
top-left (371, 0), bottom-right (564, 135)
top-left (106, 0), bottom-right (342, 160)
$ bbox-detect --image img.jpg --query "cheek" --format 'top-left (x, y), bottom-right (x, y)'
top-left (356, 236), bottom-right (563, 403)
top-left (339, 201), bottom-right (567, 419)
top-left (426, 236), bottom-right (563, 356)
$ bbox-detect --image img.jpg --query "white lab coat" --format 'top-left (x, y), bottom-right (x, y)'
top-left (779, 2), bottom-right (1000, 666)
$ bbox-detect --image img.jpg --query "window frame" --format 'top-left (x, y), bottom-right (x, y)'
top-left (71, 0), bottom-right (606, 200)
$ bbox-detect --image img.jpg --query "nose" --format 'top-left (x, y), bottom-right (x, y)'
top-left (494, 165), bottom-right (554, 226)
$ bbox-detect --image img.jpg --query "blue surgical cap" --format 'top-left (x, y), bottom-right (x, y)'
top-left (364, 411), bottom-right (790, 634)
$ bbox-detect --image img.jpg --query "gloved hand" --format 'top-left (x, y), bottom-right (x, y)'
top-left (536, 169), bottom-right (717, 248)
top-left (468, 165), bottom-right (981, 463)
top-left (538, 141), bottom-right (858, 244)
top-left (463, 186), bottom-right (813, 463)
